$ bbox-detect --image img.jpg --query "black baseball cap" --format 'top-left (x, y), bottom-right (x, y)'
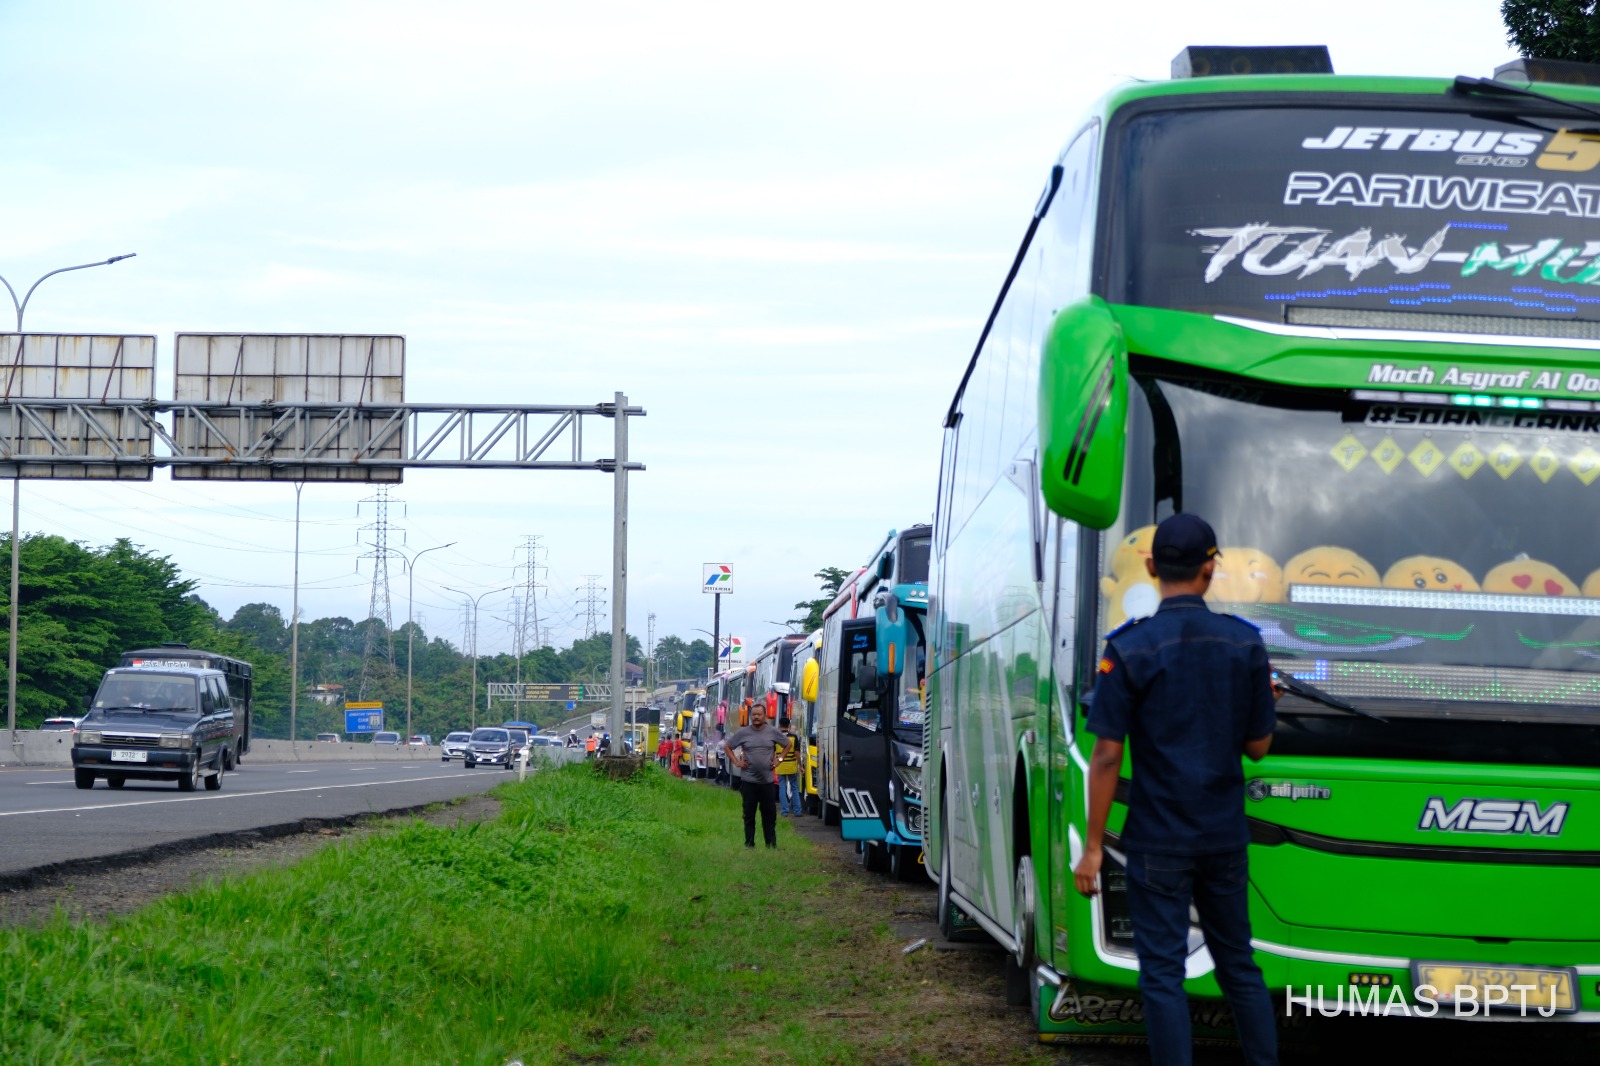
top-left (1151, 513), bottom-right (1221, 568)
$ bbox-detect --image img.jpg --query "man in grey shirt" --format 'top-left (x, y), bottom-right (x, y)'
top-left (725, 703), bottom-right (782, 848)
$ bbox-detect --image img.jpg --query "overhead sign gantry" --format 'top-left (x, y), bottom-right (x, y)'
top-left (0, 331), bottom-right (642, 754)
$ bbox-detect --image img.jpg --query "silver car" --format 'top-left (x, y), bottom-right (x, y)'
top-left (462, 727), bottom-right (513, 768)
top-left (440, 731), bottom-right (472, 762)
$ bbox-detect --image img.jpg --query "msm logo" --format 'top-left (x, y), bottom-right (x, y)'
top-left (1419, 797), bottom-right (1569, 836)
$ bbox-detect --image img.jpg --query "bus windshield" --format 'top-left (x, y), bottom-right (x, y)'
top-left (1102, 368), bottom-right (1600, 724)
top-left (1107, 102), bottom-right (1600, 334)
top-left (897, 532), bottom-right (931, 585)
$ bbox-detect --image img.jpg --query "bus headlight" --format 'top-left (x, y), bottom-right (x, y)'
top-left (893, 764), bottom-right (922, 798)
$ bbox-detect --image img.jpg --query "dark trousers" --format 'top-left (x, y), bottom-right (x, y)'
top-left (1124, 849), bottom-right (1278, 1066)
top-left (740, 781), bottom-right (778, 847)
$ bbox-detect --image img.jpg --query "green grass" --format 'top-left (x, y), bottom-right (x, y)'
top-left (0, 763), bottom-right (926, 1066)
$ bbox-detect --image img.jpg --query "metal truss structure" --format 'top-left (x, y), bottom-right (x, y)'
top-left (0, 399), bottom-right (645, 478)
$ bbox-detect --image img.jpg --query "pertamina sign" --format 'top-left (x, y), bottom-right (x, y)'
top-left (702, 563), bottom-right (733, 594)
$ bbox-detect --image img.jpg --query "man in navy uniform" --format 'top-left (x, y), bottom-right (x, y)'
top-left (1073, 512), bottom-right (1280, 1066)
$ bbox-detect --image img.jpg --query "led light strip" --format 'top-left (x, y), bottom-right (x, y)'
top-left (1289, 583), bottom-right (1600, 617)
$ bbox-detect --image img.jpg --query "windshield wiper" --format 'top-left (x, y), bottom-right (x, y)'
top-left (1452, 75), bottom-right (1600, 127)
top-left (1272, 670), bottom-right (1389, 724)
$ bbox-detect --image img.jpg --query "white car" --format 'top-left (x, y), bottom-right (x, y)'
top-left (440, 731), bottom-right (472, 761)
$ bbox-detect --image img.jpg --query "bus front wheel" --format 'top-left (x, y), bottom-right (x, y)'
top-left (1004, 854), bottom-right (1037, 1007)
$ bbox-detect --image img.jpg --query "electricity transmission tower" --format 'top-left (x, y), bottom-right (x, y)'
top-left (514, 535), bottom-right (545, 660)
top-left (357, 486), bottom-right (405, 699)
top-left (580, 575), bottom-right (605, 639)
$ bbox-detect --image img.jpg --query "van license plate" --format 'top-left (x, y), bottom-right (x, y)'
top-left (110, 749), bottom-right (148, 763)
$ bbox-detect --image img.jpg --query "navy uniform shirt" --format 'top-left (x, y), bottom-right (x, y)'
top-left (1086, 594), bottom-right (1276, 856)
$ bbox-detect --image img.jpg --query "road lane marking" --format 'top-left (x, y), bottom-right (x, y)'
top-left (0, 771), bottom-right (482, 817)
top-left (287, 769), bottom-right (317, 774)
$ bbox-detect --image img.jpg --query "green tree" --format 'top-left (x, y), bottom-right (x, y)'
top-left (1503, 0), bottom-right (1600, 62)
top-left (684, 638), bottom-right (712, 680)
top-left (789, 566), bottom-right (850, 633)
top-left (654, 634), bottom-right (690, 681)
top-left (225, 602), bottom-right (289, 655)
top-left (1, 535), bottom-right (214, 722)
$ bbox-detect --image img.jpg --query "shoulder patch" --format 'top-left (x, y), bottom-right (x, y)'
top-left (1104, 615), bottom-right (1146, 640)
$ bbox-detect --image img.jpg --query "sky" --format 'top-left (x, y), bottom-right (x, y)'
top-left (0, 1), bottom-right (1520, 663)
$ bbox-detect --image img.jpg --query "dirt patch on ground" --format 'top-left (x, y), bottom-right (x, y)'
top-left (0, 793), bottom-right (501, 928)
top-left (782, 812), bottom-right (1089, 1065)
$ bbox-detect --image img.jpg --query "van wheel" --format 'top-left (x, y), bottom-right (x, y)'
top-left (74, 770), bottom-right (95, 790)
top-left (178, 758), bottom-right (200, 792)
top-left (205, 754), bottom-right (224, 791)
top-left (1004, 855), bottom-right (1037, 1006)
top-left (107, 776), bottom-right (126, 790)
top-left (222, 745), bottom-right (235, 771)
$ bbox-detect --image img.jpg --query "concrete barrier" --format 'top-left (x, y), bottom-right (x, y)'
top-left (1, 733), bottom-right (589, 768)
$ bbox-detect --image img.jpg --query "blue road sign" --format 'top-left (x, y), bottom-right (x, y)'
top-left (566, 701), bottom-right (576, 711)
top-left (344, 708), bottom-right (384, 733)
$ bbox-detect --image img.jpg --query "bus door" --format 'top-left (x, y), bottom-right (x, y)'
top-left (836, 617), bottom-right (891, 842)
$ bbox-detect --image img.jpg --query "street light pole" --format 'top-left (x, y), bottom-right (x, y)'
top-left (445, 585), bottom-right (512, 730)
top-left (290, 482), bottom-right (302, 747)
top-left (404, 542), bottom-right (456, 744)
top-left (691, 628), bottom-right (728, 681)
top-left (0, 254), bottom-right (137, 749)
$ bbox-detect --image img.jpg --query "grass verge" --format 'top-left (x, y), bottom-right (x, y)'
top-left (0, 762), bottom-right (1046, 1065)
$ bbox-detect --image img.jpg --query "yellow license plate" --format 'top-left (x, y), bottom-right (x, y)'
top-left (1413, 963), bottom-right (1576, 1012)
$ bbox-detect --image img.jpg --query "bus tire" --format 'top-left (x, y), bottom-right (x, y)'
top-left (823, 801), bottom-right (840, 827)
top-left (891, 844), bottom-right (920, 883)
top-left (937, 806), bottom-right (958, 940)
top-left (1004, 855), bottom-right (1037, 1007)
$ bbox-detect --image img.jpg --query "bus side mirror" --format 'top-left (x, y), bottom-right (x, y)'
top-left (800, 657), bottom-right (820, 703)
top-left (876, 593), bottom-right (907, 679)
top-left (1038, 296), bottom-right (1128, 530)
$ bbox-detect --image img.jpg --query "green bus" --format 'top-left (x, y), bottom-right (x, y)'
top-left (924, 45), bottom-right (1600, 1040)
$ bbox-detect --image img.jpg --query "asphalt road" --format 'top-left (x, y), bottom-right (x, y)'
top-left (0, 756), bottom-right (531, 878)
